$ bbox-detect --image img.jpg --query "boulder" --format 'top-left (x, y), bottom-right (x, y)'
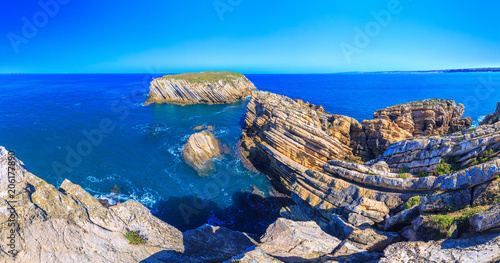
top-left (347, 228), bottom-right (400, 252)
top-left (183, 131), bottom-right (221, 175)
top-left (225, 248), bottom-right (284, 263)
top-left (345, 197), bottom-right (389, 223)
top-left (145, 71), bottom-right (256, 105)
top-left (347, 213), bottom-right (375, 227)
top-left (418, 188), bottom-right (471, 212)
top-left (470, 204), bottom-right (500, 232)
top-left (384, 205), bottom-right (420, 231)
top-left (258, 218), bottom-right (341, 262)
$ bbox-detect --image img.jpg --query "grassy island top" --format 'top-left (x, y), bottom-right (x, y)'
top-left (161, 71), bottom-right (245, 83)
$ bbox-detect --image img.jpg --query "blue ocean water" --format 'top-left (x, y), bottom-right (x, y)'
top-left (0, 73), bottom-right (499, 233)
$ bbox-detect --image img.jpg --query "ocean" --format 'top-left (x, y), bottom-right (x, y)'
top-left (1, 73), bottom-right (499, 234)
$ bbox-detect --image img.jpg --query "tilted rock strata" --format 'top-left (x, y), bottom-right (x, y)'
top-left (363, 98), bottom-right (472, 156)
top-left (144, 71), bottom-right (257, 105)
top-left (0, 147), bottom-right (183, 263)
top-left (470, 204), bottom-right (500, 232)
top-left (480, 102), bottom-right (500, 125)
top-left (183, 130), bottom-right (221, 175)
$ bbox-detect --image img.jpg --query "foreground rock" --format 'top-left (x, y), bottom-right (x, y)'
top-left (0, 147), bottom-right (184, 263)
top-left (148, 224), bottom-right (258, 263)
top-left (228, 218), bottom-right (341, 263)
top-left (480, 102), bottom-right (500, 125)
top-left (470, 204), bottom-right (500, 232)
top-left (183, 131), bottom-right (221, 175)
top-left (144, 71), bottom-right (257, 105)
top-left (379, 230), bottom-right (500, 263)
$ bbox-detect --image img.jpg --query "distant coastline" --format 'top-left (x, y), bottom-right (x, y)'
top-left (373, 67), bottom-right (500, 74)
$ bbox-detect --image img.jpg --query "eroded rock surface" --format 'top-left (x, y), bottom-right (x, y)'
top-left (145, 71), bottom-right (256, 105)
top-left (0, 147), bottom-right (184, 263)
top-left (363, 99), bottom-right (472, 156)
top-left (183, 131), bottom-right (221, 175)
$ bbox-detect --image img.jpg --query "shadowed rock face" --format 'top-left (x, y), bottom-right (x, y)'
top-left (0, 147), bottom-right (184, 263)
top-left (183, 131), bottom-right (221, 175)
top-left (480, 102), bottom-right (500, 125)
top-left (144, 71), bottom-right (257, 105)
top-left (363, 99), bottom-right (472, 157)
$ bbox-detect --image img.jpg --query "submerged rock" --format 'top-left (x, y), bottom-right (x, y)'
top-left (144, 71), bottom-right (257, 105)
top-left (183, 131), bottom-right (221, 175)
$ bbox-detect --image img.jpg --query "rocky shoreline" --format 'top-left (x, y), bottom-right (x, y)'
top-left (2, 72), bottom-right (500, 262)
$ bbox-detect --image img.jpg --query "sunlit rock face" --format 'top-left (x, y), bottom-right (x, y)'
top-left (145, 71), bottom-right (257, 105)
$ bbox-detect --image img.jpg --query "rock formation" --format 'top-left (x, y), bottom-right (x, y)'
top-left (239, 92), bottom-right (500, 262)
top-left (363, 98), bottom-right (472, 156)
top-left (480, 102), bottom-right (500, 125)
top-left (183, 131), bottom-right (221, 175)
top-left (144, 71), bottom-right (257, 105)
top-left (0, 147), bottom-right (184, 262)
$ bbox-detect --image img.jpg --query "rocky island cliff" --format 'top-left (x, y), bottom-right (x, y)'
top-left (144, 71), bottom-right (257, 105)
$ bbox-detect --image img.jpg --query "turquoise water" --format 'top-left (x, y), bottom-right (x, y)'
top-left (1, 73), bottom-right (499, 233)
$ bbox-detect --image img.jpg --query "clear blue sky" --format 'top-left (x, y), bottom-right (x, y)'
top-left (1, 0), bottom-right (499, 73)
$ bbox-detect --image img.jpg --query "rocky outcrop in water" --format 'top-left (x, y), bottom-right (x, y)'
top-left (480, 102), bottom-right (500, 125)
top-left (144, 71), bottom-right (257, 105)
top-left (183, 131), bottom-right (221, 175)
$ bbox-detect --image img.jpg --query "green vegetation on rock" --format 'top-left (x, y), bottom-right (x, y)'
top-left (125, 228), bottom-right (146, 245)
top-left (162, 71), bottom-right (245, 84)
top-left (472, 149), bottom-right (496, 166)
top-left (404, 196), bottom-right (421, 210)
top-left (432, 214), bottom-right (454, 229)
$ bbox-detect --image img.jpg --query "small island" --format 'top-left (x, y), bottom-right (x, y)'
top-left (144, 71), bottom-right (257, 105)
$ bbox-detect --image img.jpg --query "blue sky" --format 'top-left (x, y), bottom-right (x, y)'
top-left (1, 0), bottom-right (499, 73)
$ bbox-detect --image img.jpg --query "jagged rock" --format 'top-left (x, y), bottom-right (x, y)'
top-left (144, 71), bottom-right (256, 105)
top-left (323, 251), bottom-right (382, 263)
top-left (347, 228), bottom-right (400, 252)
top-left (384, 206), bottom-right (420, 231)
top-left (380, 230), bottom-right (500, 263)
top-left (183, 131), bottom-right (221, 175)
top-left (363, 99), bottom-right (472, 156)
top-left (258, 218), bottom-right (341, 262)
top-left (345, 197), bottom-right (389, 223)
top-left (329, 214), bottom-right (356, 240)
top-left (398, 226), bottom-right (416, 241)
top-left (0, 147), bottom-right (184, 263)
top-left (472, 178), bottom-right (500, 206)
top-left (225, 248), bottom-right (284, 263)
top-left (347, 213), bottom-right (375, 227)
top-left (470, 204), bottom-right (500, 232)
top-left (151, 224), bottom-right (258, 263)
top-left (371, 161), bottom-right (391, 174)
top-left (373, 122), bottom-right (500, 174)
top-left (480, 102), bottom-right (500, 125)
top-left (412, 215), bottom-right (456, 241)
top-left (419, 188), bottom-right (471, 212)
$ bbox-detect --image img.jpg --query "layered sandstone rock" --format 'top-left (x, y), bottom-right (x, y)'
top-left (480, 102), bottom-right (500, 125)
top-left (144, 71), bottom-right (257, 105)
top-left (183, 131), bottom-right (221, 175)
top-left (363, 99), bottom-right (472, 156)
top-left (0, 147), bottom-right (184, 263)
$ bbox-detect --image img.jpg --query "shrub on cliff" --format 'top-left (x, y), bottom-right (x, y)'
top-left (125, 228), bottom-right (146, 245)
